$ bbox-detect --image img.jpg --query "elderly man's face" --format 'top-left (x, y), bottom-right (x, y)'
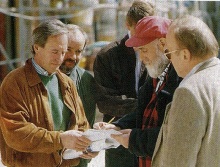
top-left (138, 39), bottom-right (169, 78)
top-left (60, 30), bottom-right (86, 75)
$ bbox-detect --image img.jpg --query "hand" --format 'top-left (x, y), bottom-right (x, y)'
top-left (60, 130), bottom-right (91, 151)
top-left (111, 129), bottom-right (132, 148)
top-left (93, 122), bottom-right (120, 130)
top-left (80, 151), bottom-right (99, 159)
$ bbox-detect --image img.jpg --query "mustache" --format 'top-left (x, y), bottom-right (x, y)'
top-left (63, 58), bottom-right (77, 65)
top-left (60, 58), bottom-right (77, 75)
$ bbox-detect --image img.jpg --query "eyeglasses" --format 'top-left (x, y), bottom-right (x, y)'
top-left (164, 49), bottom-right (180, 60)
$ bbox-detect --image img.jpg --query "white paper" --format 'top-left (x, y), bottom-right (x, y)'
top-left (63, 129), bottom-right (122, 159)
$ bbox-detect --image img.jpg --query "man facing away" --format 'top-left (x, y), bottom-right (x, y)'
top-left (60, 24), bottom-right (97, 167)
top-left (93, 1), bottom-right (155, 166)
top-left (0, 19), bottom-right (97, 167)
top-left (94, 16), bottom-right (181, 167)
top-left (152, 15), bottom-right (220, 167)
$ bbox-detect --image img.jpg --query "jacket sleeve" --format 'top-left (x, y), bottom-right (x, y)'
top-left (93, 48), bottom-right (138, 117)
top-left (112, 112), bottom-right (137, 129)
top-left (0, 81), bottom-right (62, 153)
top-left (128, 127), bottom-right (160, 157)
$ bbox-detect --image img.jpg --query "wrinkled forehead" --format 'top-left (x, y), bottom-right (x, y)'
top-left (43, 35), bottom-right (67, 53)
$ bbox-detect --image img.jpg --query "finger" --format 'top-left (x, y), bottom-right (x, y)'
top-left (88, 152), bottom-right (99, 158)
top-left (68, 130), bottom-right (83, 136)
top-left (80, 152), bottom-right (99, 159)
top-left (111, 134), bottom-right (120, 140)
top-left (93, 122), bottom-right (105, 129)
top-left (74, 145), bottom-right (87, 151)
top-left (74, 142), bottom-right (90, 151)
top-left (93, 123), bottom-right (100, 129)
top-left (80, 154), bottom-right (92, 159)
top-left (98, 122), bottom-right (108, 129)
top-left (74, 140), bottom-right (90, 151)
top-left (80, 135), bottom-right (91, 141)
top-left (75, 147), bottom-right (88, 151)
top-left (119, 129), bottom-right (131, 134)
top-left (80, 152), bottom-right (92, 159)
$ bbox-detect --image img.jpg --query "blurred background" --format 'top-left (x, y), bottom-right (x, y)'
top-left (0, 1), bottom-right (220, 166)
top-left (0, 0), bottom-right (220, 83)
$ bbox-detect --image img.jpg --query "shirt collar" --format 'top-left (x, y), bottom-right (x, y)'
top-left (32, 58), bottom-right (56, 76)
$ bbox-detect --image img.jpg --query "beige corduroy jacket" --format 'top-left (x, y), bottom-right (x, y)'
top-left (0, 58), bottom-right (89, 167)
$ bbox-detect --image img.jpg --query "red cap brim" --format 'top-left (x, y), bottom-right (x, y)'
top-left (125, 36), bottom-right (156, 47)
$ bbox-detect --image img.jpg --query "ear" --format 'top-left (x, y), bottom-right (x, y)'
top-left (181, 49), bottom-right (191, 61)
top-left (157, 38), bottom-right (166, 51)
top-left (33, 44), bottom-right (40, 53)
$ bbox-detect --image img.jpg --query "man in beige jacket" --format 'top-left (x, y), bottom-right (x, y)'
top-left (152, 15), bottom-right (220, 167)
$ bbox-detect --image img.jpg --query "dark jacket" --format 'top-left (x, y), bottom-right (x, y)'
top-left (114, 65), bottom-right (181, 157)
top-left (93, 34), bottom-right (147, 122)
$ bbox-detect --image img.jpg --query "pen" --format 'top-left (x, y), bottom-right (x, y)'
top-left (107, 117), bottom-right (115, 124)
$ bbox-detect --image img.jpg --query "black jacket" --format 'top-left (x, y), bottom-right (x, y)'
top-left (114, 65), bottom-right (181, 157)
top-left (93, 34), bottom-right (147, 122)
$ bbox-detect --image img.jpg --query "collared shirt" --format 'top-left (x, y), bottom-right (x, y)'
top-left (32, 58), bottom-right (56, 76)
top-left (180, 57), bottom-right (216, 86)
top-left (69, 65), bottom-right (82, 87)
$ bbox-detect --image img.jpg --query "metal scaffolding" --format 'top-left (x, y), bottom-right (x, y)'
top-left (0, 1), bottom-right (219, 82)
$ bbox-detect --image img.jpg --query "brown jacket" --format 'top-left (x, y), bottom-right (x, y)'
top-left (0, 59), bottom-right (89, 167)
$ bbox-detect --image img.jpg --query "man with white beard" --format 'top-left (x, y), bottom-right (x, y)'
top-left (94, 16), bottom-right (182, 167)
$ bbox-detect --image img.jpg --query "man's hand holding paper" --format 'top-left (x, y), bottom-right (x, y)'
top-left (93, 122), bottom-right (120, 130)
top-left (111, 129), bottom-right (132, 148)
top-left (80, 151), bottom-right (99, 159)
top-left (63, 129), bottom-right (122, 160)
top-left (60, 130), bottom-right (92, 151)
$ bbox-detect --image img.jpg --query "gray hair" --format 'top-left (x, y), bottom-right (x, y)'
top-left (66, 24), bottom-right (88, 49)
top-left (31, 19), bottom-right (68, 54)
top-left (171, 15), bottom-right (219, 58)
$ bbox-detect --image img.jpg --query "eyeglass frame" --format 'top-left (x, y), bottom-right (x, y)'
top-left (164, 49), bottom-right (181, 60)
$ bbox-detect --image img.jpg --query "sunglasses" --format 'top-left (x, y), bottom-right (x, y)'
top-left (164, 49), bottom-right (181, 59)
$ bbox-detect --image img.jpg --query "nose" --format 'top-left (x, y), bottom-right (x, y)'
top-left (72, 53), bottom-right (77, 60)
top-left (60, 51), bottom-right (66, 59)
top-left (54, 51), bottom-right (66, 62)
top-left (65, 51), bottom-right (76, 59)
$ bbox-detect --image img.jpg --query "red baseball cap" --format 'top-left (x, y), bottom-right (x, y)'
top-left (125, 16), bottom-right (171, 47)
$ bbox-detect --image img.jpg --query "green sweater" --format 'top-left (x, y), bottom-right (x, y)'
top-left (39, 74), bottom-right (71, 131)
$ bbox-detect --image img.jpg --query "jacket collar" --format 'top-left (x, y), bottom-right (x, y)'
top-left (158, 64), bottom-right (181, 97)
top-left (25, 58), bottom-right (42, 87)
top-left (180, 57), bottom-right (220, 86)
